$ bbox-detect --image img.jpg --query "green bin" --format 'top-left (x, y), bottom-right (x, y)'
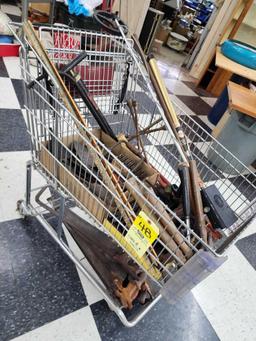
top-left (208, 110), bottom-right (256, 174)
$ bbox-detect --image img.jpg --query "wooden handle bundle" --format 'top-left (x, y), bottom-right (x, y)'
top-left (126, 178), bottom-right (192, 263)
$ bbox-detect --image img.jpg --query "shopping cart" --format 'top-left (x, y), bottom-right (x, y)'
top-left (11, 23), bottom-right (256, 326)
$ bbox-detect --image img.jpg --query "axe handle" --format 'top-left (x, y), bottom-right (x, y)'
top-left (189, 160), bottom-right (207, 243)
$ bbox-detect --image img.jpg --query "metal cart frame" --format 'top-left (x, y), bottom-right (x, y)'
top-left (11, 23), bottom-right (256, 326)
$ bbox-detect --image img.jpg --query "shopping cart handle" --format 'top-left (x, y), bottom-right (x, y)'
top-left (60, 51), bottom-right (88, 74)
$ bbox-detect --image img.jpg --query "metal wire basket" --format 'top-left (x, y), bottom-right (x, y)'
top-left (12, 23), bottom-right (256, 326)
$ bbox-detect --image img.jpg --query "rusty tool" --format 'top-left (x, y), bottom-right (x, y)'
top-left (100, 131), bottom-right (158, 180)
top-left (59, 51), bottom-right (117, 141)
top-left (126, 99), bottom-right (148, 163)
top-left (127, 117), bottom-right (165, 143)
top-left (113, 272), bottom-right (152, 309)
top-left (118, 154), bottom-right (146, 180)
top-left (35, 186), bottom-right (154, 309)
top-left (141, 185), bottom-right (193, 259)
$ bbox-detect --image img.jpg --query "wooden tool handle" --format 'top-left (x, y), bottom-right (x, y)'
top-left (147, 54), bottom-right (180, 130)
top-left (189, 160), bottom-right (207, 243)
top-left (141, 186), bottom-right (192, 259)
top-left (126, 178), bottom-right (190, 263)
top-left (147, 53), bottom-right (190, 161)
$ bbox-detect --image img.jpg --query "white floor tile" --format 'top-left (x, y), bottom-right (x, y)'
top-left (208, 179), bottom-right (249, 213)
top-left (156, 47), bottom-right (186, 69)
top-left (144, 144), bottom-right (179, 185)
top-left (179, 73), bottom-right (196, 82)
top-left (137, 113), bottom-right (159, 128)
top-left (236, 217), bottom-right (256, 239)
top-left (0, 77), bottom-right (20, 109)
top-left (193, 232), bottom-right (256, 341)
top-left (63, 217), bottom-right (105, 305)
top-left (63, 225), bottom-right (85, 261)
top-left (0, 151), bottom-right (46, 222)
top-left (171, 95), bottom-right (196, 116)
top-left (3, 57), bottom-right (22, 79)
top-left (202, 97), bottom-right (217, 107)
top-left (164, 78), bottom-right (197, 96)
top-left (77, 258), bottom-right (105, 305)
top-left (10, 306), bottom-right (101, 341)
top-left (0, 4), bottom-right (21, 16)
top-left (147, 128), bottom-right (175, 146)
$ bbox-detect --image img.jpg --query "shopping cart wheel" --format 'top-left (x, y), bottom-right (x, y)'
top-left (17, 200), bottom-right (30, 218)
top-left (93, 10), bottom-right (128, 36)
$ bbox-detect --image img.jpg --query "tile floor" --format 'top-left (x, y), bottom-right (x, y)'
top-left (0, 2), bottom-right (256, 341)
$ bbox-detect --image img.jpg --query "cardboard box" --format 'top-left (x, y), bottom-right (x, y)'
top-left (39, 130), bottom-right (159, 224)
top-left (30, 3), bottom-right (50, 14)
top-left (156, 27), bottom-right (171, 44)
top-left (39, 133), bottom-right (107, 223)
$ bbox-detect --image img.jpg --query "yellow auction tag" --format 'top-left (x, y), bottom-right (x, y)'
top-left (125, 211), bottom-right (159, 258)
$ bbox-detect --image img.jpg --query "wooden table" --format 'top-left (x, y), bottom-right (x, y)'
top-left (215, 46), bottom-right (256, 82)
top-left (228, 81), bottom-right (256, 119)
top-left (212, 81), bottom-right (256, 138)
top-left (208, 46), bottom-right (256, 127)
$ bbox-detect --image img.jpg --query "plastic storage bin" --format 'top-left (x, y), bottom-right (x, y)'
top-left (0, 43), bottom-right (20, 57)
top-left (208, 110), bottom-right (256, 174)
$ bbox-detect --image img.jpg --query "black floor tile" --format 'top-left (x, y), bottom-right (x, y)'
top-left (183, 81), bottom-right (216, 98)
top-left (189, 143), bottom-right (224, 182)
top-left (180, 114), bottom-right (212, 143)
top-left (229, 173), bottom-right (256, 202)
top-left (0, 217), bottom-right (87, 341)
top-left (191, 115), bottom-right (212, 134)
top-left (157, 143), bottom-right (181, 171)
top-left (12, 79), bottom-right (25, 108)
top-left (133, 91), bottom-right (160, 116)
top-left (0, 108), bottom-right (30, 152)
top-left (177, 95), bottom-right (212, 116)
top-left (91, 293), bottom-right (220, 341)
top-left (6, 13), bottom-right (21, 22)
top-left (157, 141), bottom-right (223, 183)
top-left (0, 58), bottom-right (8, 77)
top-left (236, 233), bottom-right (256, 270)
top-left (1, 0), bottom-right (19, 4)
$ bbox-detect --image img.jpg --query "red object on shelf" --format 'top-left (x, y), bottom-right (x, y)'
top-left (101, 0), bottom-right (115, 11)
top-left (0, 43), bottom-right (20, 57)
